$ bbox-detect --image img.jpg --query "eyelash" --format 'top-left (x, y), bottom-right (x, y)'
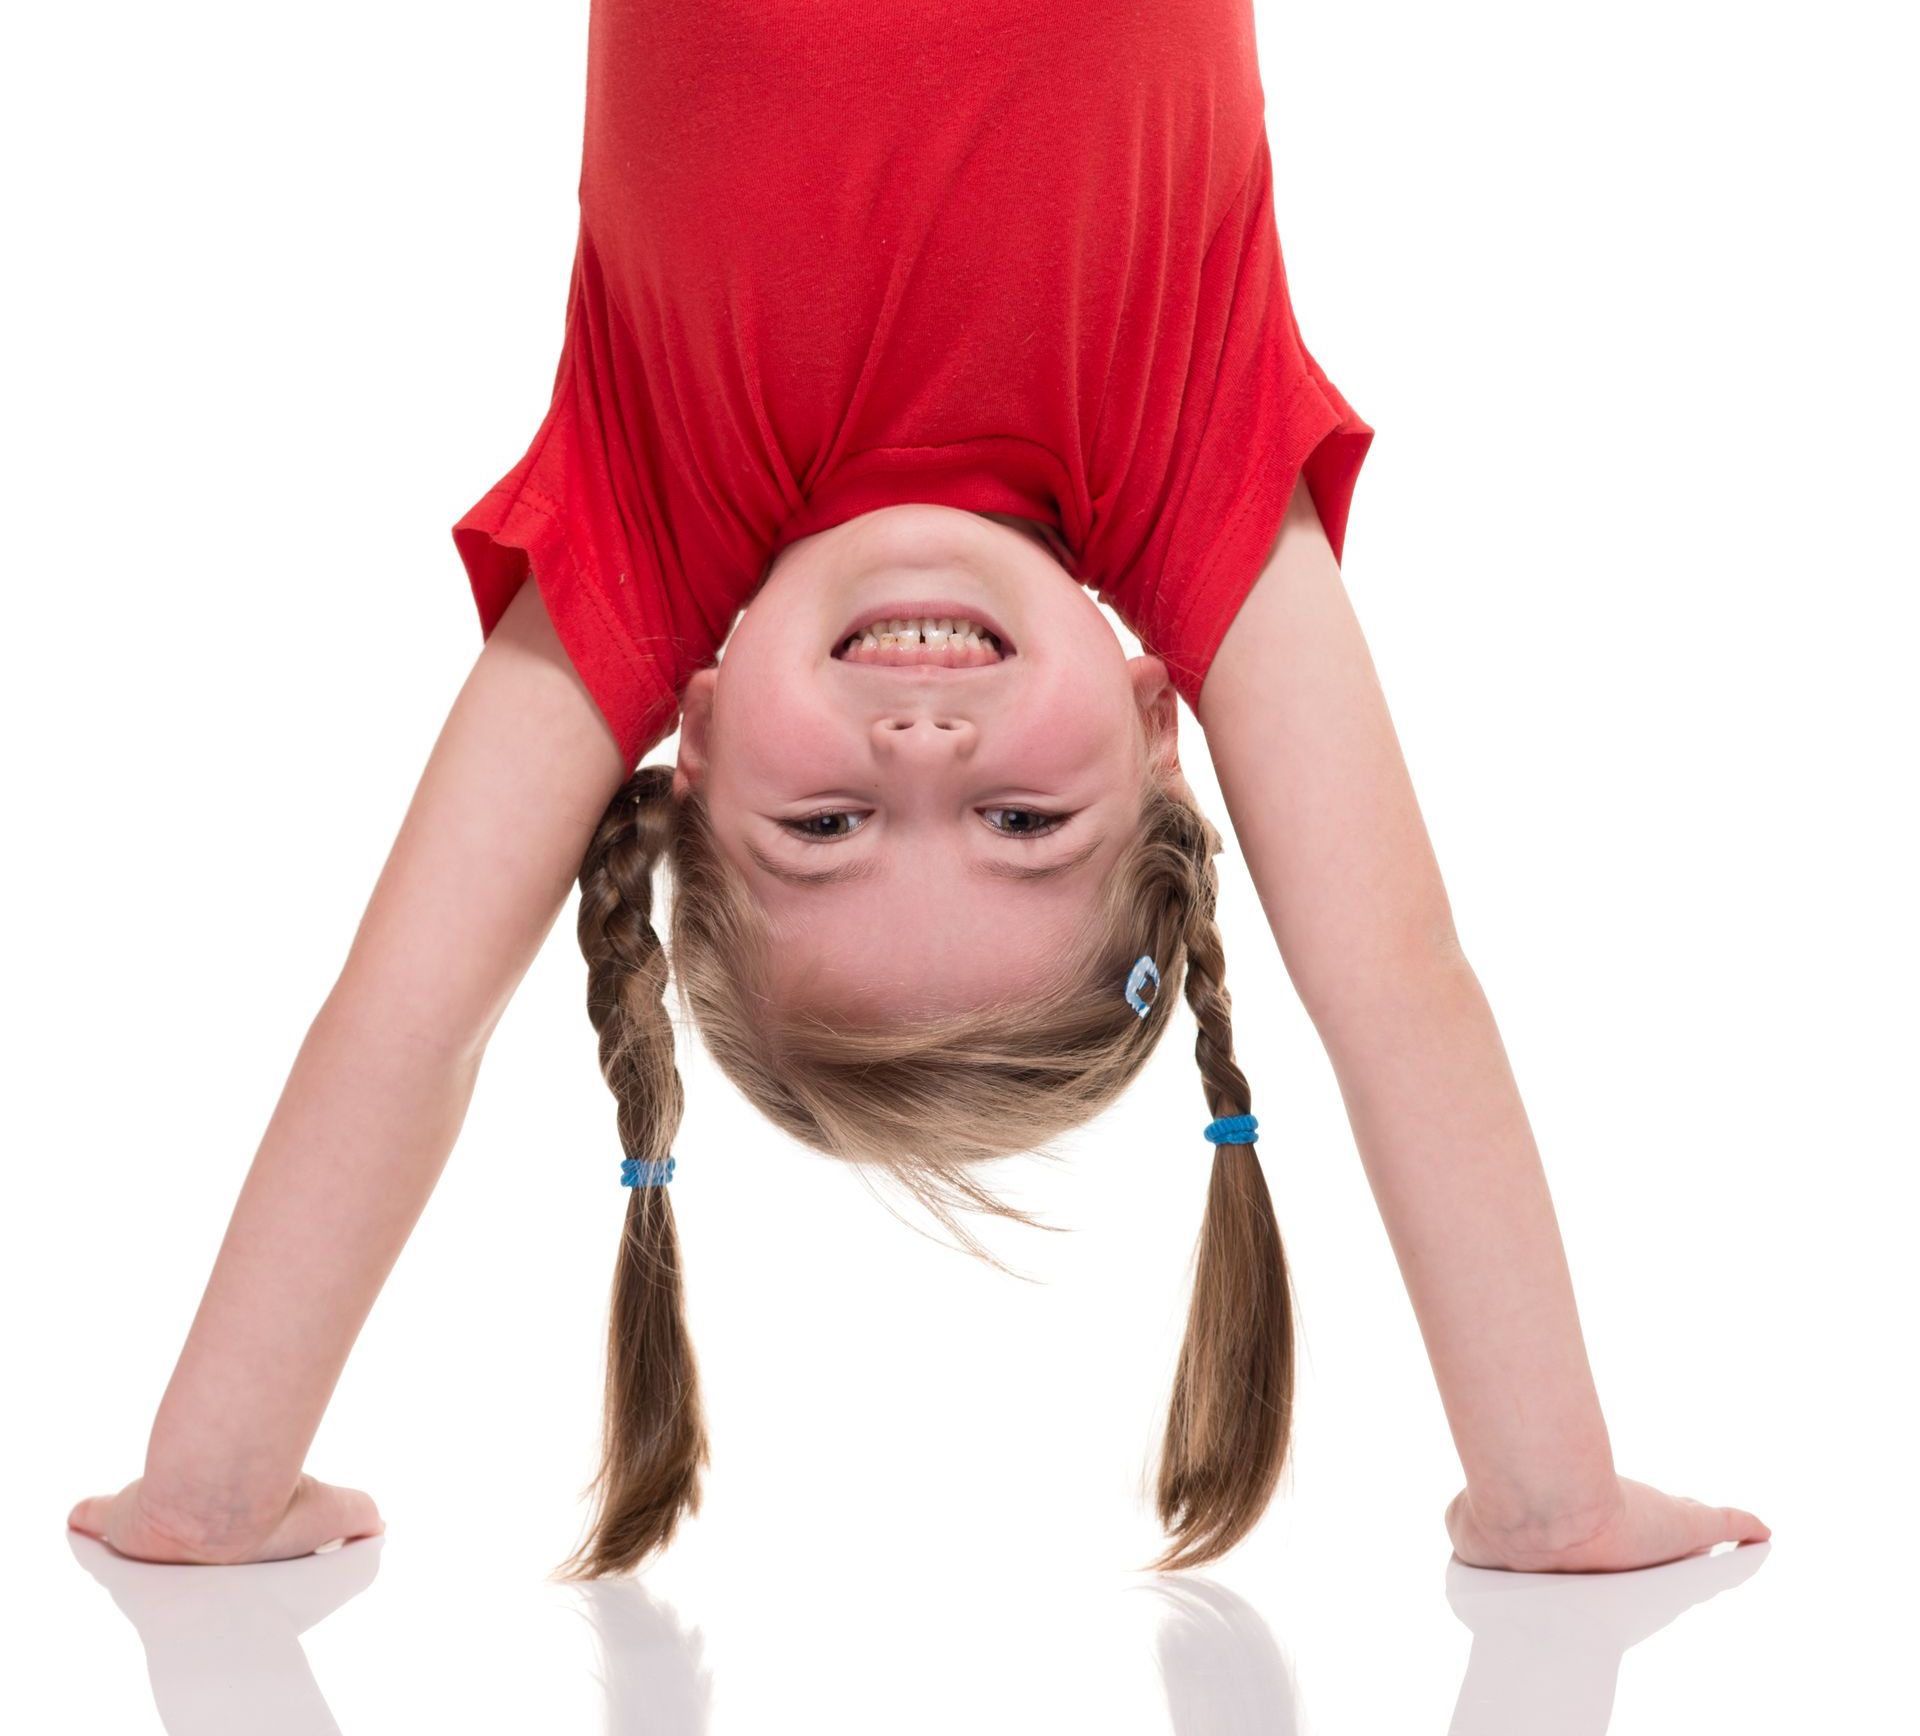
top-left (780, 807), bottom-right (1070, 842)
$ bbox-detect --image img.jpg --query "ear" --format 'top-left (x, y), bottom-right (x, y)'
top-left (1128, 655), bottom-right (1189, 796)
top-left (672, 666), bottom-right (718, 799)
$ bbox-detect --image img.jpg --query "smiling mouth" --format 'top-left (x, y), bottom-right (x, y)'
top-left (834, 613), bottom-right (1011, 667)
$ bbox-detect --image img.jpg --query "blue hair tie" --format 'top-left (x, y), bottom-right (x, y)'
top-left (1124, 954), bottom-right (1161, 1018)
top-left (1203, 1114), bottom-right (1259, 1146)
top-left (620, 1156), bottom-right (676, 1188)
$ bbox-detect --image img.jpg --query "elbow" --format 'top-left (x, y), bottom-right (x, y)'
top-left (1289, 911), bottom-right (1478, 1038)
top-left (1418, 916), bottom-right (1473, 979)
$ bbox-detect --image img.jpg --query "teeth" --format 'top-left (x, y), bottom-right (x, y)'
top-left (838, 614), bottom-right (1006, 656)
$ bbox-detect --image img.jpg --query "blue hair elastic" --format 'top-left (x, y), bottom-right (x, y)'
top-left (1124, 954), bottom-right (1161, 1018)
top-left (620, 1156), bottom-right (676, 1188)
top-left (1203, 1114), bottom-right (1259, 1146)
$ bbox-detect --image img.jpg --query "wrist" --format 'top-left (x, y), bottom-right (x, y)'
top-left (137, 1461), bottom-right (298, 1550)
top-left (1457, 1476), bottom-right (1625, 1553)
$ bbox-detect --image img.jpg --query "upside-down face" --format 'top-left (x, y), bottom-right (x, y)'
top-left (675, 503), bottom-right (1183, 1017)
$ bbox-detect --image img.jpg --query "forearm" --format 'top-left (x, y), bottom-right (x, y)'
top-left (90, 575), bottom-right (628, 1552)
top-left (1312, 950), bottom-right (1617, 1531)
top-left (1198, 474), bottom-right (1617, 1536)
top-left (142, 987), bottom-right (480, 1536)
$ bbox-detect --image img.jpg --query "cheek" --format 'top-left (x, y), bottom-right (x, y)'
top-left (710, 665), bottom-right (855, 790)
top-left (1014, 668), bottom-right (1139, 778)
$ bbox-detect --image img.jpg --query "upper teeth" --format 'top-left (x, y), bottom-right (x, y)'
top-left (844, 616), bottom-right (999, 652)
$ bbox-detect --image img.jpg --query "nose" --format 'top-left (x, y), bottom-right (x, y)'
top-left (870, 711), bottom-right (979, 764)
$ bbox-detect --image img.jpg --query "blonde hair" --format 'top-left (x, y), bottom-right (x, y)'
top-left (552, 762), bottom-right (1295, 1579)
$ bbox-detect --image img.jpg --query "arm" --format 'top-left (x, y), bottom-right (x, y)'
top-left (70, 576), bottom-right (644, 1562)
top-left (1195, 477), bottom-right (1769, 1571)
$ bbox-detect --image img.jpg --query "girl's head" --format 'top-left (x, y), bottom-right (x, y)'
top-left (671, 503), bottom-right (1183, 1018)
top-left (551, 506), bottom-right (1296, 1583)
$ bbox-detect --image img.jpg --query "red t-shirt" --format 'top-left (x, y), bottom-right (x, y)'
top-left (452, 0), bottom-right (1373, 771)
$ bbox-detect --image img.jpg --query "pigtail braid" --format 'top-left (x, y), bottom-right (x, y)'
top-left (1149, 805), bottom-right (1296, 1572)
top-left (553, 764), bottom-right (710, 1580)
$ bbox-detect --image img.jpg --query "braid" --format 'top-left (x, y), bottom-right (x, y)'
top-left (580, 766), bottom-right (683, 1162)
top-left (553, 765), bottom-right (710, 1581)
top-left (1178, 833), bottom-right (1252, 1123)
top-left (1149, 795), bottom-right (1295, 1572)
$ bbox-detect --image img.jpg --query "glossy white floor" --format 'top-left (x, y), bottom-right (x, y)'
top-left (27, 1219), bottom-right (1905, 1736)
top-left (45, 1527), bottom-right (1786, 1734)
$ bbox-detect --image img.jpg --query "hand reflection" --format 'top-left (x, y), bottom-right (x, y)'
top-left (1444, 1542), bottom-right (1770, 1735)
top-left (67, 1528), bottom-right (382, 1735)
top-left (1142, 1540), bottom-right (1767, 1736)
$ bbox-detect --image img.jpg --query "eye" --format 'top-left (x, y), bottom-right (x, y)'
top-left (980, 806), bottom-right (1069, 838)
top-left (780, 809), bottom-right (869, 842)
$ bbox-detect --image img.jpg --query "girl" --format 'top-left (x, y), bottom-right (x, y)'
top-left (68, 0), bottom-right (1768, 1578)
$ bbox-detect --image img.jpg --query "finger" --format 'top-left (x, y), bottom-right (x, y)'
top-left (1682, 1498), bottom-right (1768, 1550)
top-left (68, 1496), bottom-right (112, 1538)
top-left (310, 1483), bottom-right (386, 1550)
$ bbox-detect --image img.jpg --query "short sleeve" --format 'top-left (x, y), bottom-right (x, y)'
top-left (1100, 133), bottom-right (1375, 711)
top-left (450, 222), bottom-right (689, 773)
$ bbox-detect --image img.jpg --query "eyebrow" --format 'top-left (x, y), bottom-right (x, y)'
top-left (744, 834), bottom-right (1106, 888)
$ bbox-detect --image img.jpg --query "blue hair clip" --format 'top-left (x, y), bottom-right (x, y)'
top-left (1203, 1114), bottom-right (1259, 1146)
top-left (1124, 954), bottom-right (1161, 1019)
top-left (620, 1156), bottom-right (677, 1188)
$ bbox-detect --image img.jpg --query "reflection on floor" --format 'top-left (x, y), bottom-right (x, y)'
top-left (67, 1528), bottom-right (1769, 1735)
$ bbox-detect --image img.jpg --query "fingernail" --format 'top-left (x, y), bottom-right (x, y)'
top-left (314, 1537), bottom-right (346, 1554)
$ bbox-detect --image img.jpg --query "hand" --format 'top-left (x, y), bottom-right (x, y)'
top-left (1445, 1475), bottom-right (1770, 1573)
top-left (68, 1473), bottom-right (385, 1565)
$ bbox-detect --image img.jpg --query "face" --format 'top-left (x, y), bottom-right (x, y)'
top-left (675, 503), bottom-right (1183, 1017)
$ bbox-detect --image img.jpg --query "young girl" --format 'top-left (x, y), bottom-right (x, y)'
top-left (69, 0), bottom-right (1767, 1579)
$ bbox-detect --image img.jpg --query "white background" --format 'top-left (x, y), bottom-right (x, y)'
top-left (4, 1), bottom-right (1913, 1730)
